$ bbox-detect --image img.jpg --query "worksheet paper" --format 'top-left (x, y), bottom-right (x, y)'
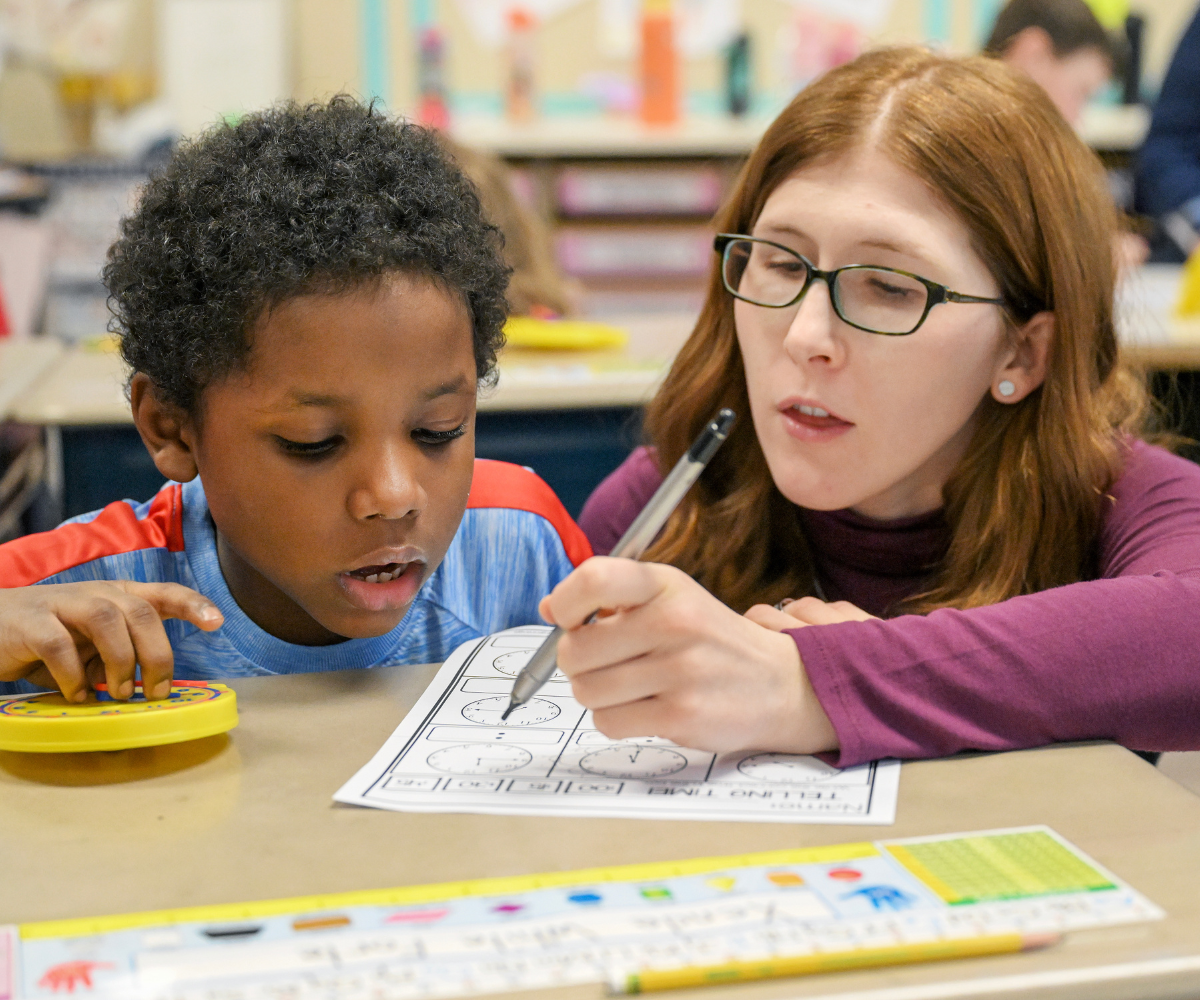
top-left (334, 626), bottom-right (900, 823)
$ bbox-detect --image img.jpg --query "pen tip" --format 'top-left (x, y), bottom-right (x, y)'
top-left (500, 704), bottom-right (514, 721)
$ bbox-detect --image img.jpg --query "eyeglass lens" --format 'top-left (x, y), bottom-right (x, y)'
top-left (723, 239), bottom-right (930, 335)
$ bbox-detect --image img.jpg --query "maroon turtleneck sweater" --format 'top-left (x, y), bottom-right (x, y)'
top-left (578, 442), bottom-right (1200, 766)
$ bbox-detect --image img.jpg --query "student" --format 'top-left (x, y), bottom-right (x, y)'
top-left (0, 98), bottom-right (589, 702)
top-left (1137, 7), bottom-right (1200, 258)
top-left (563, 48), bottom-right (1200, 766)
top-left (984, 0), bottom-right (1114, 125)
top-left (987, 0), bottom-right (1148, 269)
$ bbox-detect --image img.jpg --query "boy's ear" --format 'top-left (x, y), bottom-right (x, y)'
top-left (130, 373), bottom-right (201, 483)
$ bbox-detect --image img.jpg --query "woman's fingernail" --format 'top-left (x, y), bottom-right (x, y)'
top-left (201, 607), bottom-right (222, 622)
top-left (119, 680), bottom-right (134, 699)
top-left (73, 690), bottom-right (87, 703)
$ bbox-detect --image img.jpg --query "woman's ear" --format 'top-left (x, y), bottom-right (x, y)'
top-left (130, 373), bottom-right (201, 482)
top-left (991, 311), bottom-right (1053, 404)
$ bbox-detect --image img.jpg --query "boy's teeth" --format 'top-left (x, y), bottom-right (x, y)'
top-left (354, 565), bottom-right (405, 583)
top-left (797, 405), bottom-right (830, 418)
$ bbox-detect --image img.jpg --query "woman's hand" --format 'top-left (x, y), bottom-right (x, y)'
top-left (539, 557), bottom-right (837, 755)
top-left (746, 596), bottom-right (877, 631)
top-left (0, 582), bottom-right (224, 702)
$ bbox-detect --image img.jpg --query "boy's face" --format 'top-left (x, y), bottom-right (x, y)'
top-left (189, 275), bottom-right (478, 644)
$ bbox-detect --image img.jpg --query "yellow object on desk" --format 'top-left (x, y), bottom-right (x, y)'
top-left (503, 315), bottom-right (629, 350)
top-left (616, 931), bottom-right (1059, 993)
top-left (1175, 248), bottom-right (1200, 317)
top-left (0, 681), bottom-right (237, 752)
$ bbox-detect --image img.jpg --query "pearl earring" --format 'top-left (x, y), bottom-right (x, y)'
top-left (997, 380), bottom-right (1016, 398)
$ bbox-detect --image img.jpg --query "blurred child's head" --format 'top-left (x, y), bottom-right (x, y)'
top-left (986, 0), bottom-right (1114, 123)
top-left (104, 98), bottom-right (509, 645)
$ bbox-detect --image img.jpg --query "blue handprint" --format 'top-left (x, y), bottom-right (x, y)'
top-left (841, 885), bottom-right (918, 911)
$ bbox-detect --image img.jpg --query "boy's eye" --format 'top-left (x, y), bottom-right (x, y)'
top-left (413, 423), bottom-right (467, 446)
top-left (275, 435), bottom-right (341, 458)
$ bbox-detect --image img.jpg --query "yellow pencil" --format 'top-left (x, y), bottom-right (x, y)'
top-left (615, 931), bottom-right (1061, 993)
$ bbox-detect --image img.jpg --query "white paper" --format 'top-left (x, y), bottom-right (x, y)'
top-left (157, 0), bottom-right (288, 138)
top-left (335, 626), bottom-right (900, 823)
top-left (784, 0), bottom-right (894, 32)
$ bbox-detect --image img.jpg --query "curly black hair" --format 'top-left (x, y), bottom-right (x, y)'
top-left (105, 97), bottom-right (510, 414)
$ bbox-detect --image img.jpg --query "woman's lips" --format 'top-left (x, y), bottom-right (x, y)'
top-left (779, 402), bottom-right (854, 442)
top-left (338, 561), bottom-right (426, 612)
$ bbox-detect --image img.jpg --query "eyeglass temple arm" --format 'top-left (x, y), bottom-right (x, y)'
top-left (945, 291), bottom-right (1006, 305)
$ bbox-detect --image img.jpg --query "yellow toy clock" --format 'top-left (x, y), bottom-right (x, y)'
top-left (0, 680), bottom-right (237, 752)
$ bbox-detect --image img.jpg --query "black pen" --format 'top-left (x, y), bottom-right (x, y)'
top-left (501, 409), bottom-right (736, 720)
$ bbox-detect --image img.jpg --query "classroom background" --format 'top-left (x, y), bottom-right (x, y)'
top-left (0, 0), bottom-right (1199, 608)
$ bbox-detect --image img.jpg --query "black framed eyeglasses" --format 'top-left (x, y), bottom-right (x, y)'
top-left (714, 234), bottom-right (1007, 336)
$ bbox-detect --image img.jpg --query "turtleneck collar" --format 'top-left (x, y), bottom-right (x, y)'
top-left (797, 505), bottom-right (950, 616)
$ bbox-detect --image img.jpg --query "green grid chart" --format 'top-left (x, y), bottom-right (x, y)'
top-left (886, 830), bottom-right (1117, 905)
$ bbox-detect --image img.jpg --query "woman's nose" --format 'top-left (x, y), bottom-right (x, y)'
top-left (782, 280), bottom-right (846, 368)
top-left (348, 442), bottom-right (425, 521)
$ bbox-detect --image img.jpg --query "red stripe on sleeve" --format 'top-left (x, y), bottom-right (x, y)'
top-left (466, 459), bottom-right (593, 568)
top-left (0, 484), bottom-right (186, 588)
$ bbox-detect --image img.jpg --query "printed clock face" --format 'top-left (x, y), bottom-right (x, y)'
top-left (736, 753), bottom-right (841, 782)
top-left (0, 685), bottom-right (220, 719)
top-left (578, 745), bottom-right (689, 779)
top-left (491, 651), bottom-right (566, 682)
top-left (426, 744), bottom-right (533, 774)
top-left (461, 697), bottom-right (560, 727)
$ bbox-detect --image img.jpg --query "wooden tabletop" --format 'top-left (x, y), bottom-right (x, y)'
top-left (0, 338), bottom-right (62, 420)
top-left (4, 314), bottom-right (687, 425)
top-left (3, 667), bottom-right (1199, 999)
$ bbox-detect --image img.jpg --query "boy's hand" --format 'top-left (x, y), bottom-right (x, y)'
top-left (0, 582), bottom-right (223, 703)
top-left (539, 557), bottom-right (837, 755)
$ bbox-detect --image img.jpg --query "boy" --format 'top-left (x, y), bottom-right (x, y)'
top-left (0, 98), bottom-right (590, 702)
top-left (985, 0), bottom-right (1115, 125)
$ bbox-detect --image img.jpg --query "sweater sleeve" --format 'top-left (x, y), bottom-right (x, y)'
top-left (1137, 10), bottom-right (1200, 218)
top-left (578, 446), bottom-right (664, 555)
top-left (797, 442), bottom-right (1200, 767)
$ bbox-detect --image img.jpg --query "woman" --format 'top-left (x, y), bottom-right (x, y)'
top-left (545, 47), bottom-right (1200, 766)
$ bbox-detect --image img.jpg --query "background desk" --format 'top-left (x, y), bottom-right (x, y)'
top-left (10, 267), bottom-right (1200, 523)
top-left (2, 668), bottom-right (1199, 999)
top-left (2, 315), bottom-right (684, 520)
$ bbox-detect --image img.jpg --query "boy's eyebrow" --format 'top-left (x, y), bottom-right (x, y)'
top-left (422, 376), bottom-right (471, 400)
top-left (278, 376), bottom-right (472, 410)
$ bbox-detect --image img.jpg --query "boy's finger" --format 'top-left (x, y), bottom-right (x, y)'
top-left (73, 599), bottom-right (139, 699)
top-left (25, 621), bottom-right (89, 702)
top-left (121, 598), bottom-right (176, 699)
top-left (547, 558), bottom-right (667, 629)
top-left (114, 582), bottom-right (223, 631)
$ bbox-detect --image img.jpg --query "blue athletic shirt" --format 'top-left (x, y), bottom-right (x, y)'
top-left (0, 459), bottom-right (591, 693)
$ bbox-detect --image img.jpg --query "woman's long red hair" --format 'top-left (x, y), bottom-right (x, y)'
top-left (642, 47), bottom-right (1147, 613)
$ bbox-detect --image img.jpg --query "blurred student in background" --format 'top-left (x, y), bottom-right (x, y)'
top-left (985, 0), bottom-right (1115, 125)
top-left (988, 0), bottom-right (1147, 269)
top-left (442, 138), bottom-right (581, 317)
top-left (1137, 7), bottom-right (1200, 261)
